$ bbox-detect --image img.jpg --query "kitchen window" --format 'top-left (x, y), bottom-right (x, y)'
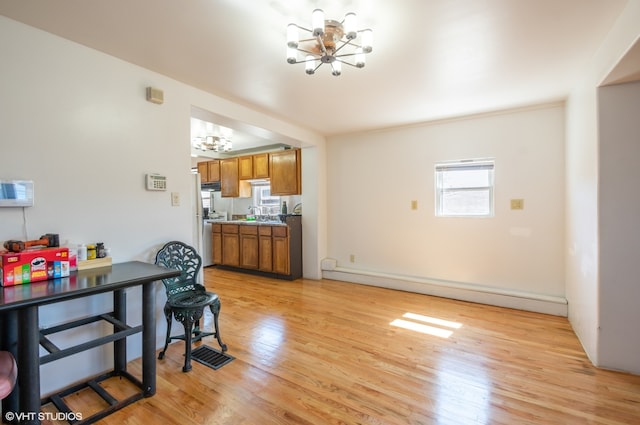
top-left (435, 159), bottom-right (495, 217)
top-left (252, 183), bottom-right (280, 211)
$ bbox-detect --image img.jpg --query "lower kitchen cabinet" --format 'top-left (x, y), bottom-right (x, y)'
top-left (211, 216), bottom-right (302, 280)
top-left (258, 226), bottom-right (273, 272)
top-left (212, 224), bottom-right (222, 265)
top-left (272, 226), bottom-right (289, 275)
top-left (240, 225), bottom-right (259, 269)
top-left (221, 224), bottom-right (240, 267)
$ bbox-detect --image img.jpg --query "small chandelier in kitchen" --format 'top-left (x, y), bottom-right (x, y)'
top-left (286, 9), bottom-right (373, 76)
top-left (192, 136), bottom-right (232, 152)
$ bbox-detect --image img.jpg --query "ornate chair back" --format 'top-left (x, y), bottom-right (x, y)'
top-left (154, 241), bottom-right (203, 298)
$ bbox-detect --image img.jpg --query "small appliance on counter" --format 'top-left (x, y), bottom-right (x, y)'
top-left (207, 211), bottom-right (227, 221)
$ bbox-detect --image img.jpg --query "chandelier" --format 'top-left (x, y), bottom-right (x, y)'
top-left (192, 136), bottom-right (232, 152)
top-left (286, 9), bottom-right (373, 76)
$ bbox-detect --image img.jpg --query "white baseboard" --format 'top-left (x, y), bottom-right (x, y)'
top-left (322, 267), bottom-right (567, 316)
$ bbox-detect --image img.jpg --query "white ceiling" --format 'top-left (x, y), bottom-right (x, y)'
top-left (0, 0), bottom-right (633, 139)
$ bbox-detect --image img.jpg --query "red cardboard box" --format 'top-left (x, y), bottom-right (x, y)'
top-left (0, 247), bottom-right (70, 286)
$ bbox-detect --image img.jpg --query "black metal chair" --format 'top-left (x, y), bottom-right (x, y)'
top-left (154, 241), bottom-right (227, 372)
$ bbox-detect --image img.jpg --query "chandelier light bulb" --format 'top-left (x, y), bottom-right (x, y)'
top-left (355, 47), bottom-right (365, 68)
top-left (312, 9), bottom-right (325, 36)
top-left (305, 55), bottom-right (316, 74)
top-left (344, 13), bottom-right (357, 40)
top-left (361, 29), bottom-right (373, 53)
top-left (287, 46), bottom-right (297, 64)
top-left (287, 24), bottom-right (299, 48)
top-left (331, 61), bottom-right (342, 76)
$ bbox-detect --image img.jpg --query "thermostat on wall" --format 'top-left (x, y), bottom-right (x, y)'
top-left (0, 180), bottom-right (34, 207)
top-left (146, 174), bottom-right (167, 191)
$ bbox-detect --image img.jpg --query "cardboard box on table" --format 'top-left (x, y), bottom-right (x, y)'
top-left (0, 247), bottom-right (70, 286)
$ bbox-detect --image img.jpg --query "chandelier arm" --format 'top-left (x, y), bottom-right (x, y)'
top-left (315, 35), bottom-right (328, 56)
top-left (333, 58), bottom-right (360, 68)
top-left (294, 25), bottom-right (313, 34)
top-left (295, 47), bottom-right (319, 56)
top-left (334, 52), bottom-right (359, 59)
top-left (332, 39), bottom-right (353, 56)
top-left (289, 59), bottom-right (318, 65)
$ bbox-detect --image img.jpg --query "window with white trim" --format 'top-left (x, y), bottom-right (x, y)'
top-left (435, 159), bottom-right (495, 217)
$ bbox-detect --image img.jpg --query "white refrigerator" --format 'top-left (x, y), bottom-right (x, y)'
top-left (191, 172), bottom-right (204, 284)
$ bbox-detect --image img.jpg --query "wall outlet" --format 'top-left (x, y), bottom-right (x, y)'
top-left (411, 200), bottom-right (418, 210)
top-left (171, 192), bottom-right (180, 206)
top-left (349, 254), bottom-right (355, 263)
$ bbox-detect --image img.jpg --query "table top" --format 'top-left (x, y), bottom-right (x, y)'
top-left (0, 261), bottom-right (180, 312)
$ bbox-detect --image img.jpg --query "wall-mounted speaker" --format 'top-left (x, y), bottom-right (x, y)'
top-left (146, 87), bottom-right (164, 104)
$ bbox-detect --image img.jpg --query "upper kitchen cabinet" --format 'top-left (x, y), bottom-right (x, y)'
top-left (253, 153), bottom-right (270, 179)
top-left (221, 157), bottom-right (251, 198)
top-left (197, 161), bottom-right (210, 183)
top-left (239, 154), bottom-right (270, 180)
top-left (220, 158), bottom-right (239, 197)
top-left (270, 149), bottom-right (301, 196)
top-left (208, 160), bottom-right (220, 182)
top-left (197, 160), bottom-right (220, 183)
top-left (239, 156), bottom-right (253, 180)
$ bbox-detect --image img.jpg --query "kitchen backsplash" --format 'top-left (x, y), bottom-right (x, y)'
top-left (209, 190), bottom-right (301, 218)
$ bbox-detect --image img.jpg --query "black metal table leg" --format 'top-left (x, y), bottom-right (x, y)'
top-left (113, 289), bottom-right (126, 374)
top-left (142, 281), bottom-right (156, 396)
top-left (18, 306), bottom-right (40, 425)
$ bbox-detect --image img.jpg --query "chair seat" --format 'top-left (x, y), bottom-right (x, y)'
top-left (169, 291), bottom-right (219, 309)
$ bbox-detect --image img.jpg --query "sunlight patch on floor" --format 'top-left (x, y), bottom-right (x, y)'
top-left (390, 313), bottom-right (463, 338)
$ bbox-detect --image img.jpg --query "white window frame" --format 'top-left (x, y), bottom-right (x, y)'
top-left (252, 183), bottom-right (280, 211)
top-left (435, 159), bottom-right (495, 218)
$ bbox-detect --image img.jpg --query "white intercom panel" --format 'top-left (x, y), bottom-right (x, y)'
top-left (146, 174), bottom-right (167, 191)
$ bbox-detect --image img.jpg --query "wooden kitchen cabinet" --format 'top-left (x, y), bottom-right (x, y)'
top-left (272, 226), bottom-right (290, 275)
top-left (239, 154), bottom-right (269, 180)
top-left (270, 149), bottom-right (301, 195)
top-left (220, 158), bottom-right (239, 197)
top-left (213, 216), bottom-right (302, 280)
top-left (197, 161), bottom-right (210, 183)
top-left (258, 226), bottom-right (273, 272)
top-left (221, 224), bottom-right (240, 266)
top-left (208, 160), bottom-right (220, 182)
top-left (239, 156), bottom-right (253, 180)
top-left (240, 225), bottom-right (259, 269)
top-left (197, 160), bottom-right (220, 183)
top-left (212, 224), bottom-right (222, 265)
top-left (253, 153), bottom-right (270, 179)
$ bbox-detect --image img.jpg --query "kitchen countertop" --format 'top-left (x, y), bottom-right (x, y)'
top-left (206, 219), bottom-right (287, 226)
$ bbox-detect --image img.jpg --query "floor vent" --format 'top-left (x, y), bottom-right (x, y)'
top-left (190, 345), bottom-right (234, 370)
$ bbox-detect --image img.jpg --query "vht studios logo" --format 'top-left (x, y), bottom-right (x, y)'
top-left (5, 412), bottom-right (83, 422)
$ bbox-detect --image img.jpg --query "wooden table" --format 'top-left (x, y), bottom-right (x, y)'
top-left (0, 261), bottom-right (180, 424)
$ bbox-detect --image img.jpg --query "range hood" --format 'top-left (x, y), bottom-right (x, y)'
top-left (201, 181), bottom-right (221, 191)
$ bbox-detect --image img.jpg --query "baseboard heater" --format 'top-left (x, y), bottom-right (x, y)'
top-left (322, 265), bottom-right (567, 317)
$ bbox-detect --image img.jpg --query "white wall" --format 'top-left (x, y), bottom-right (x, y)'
top-left (324, 104), bottom-right (566, 314)
top-left (565, 0), bottom-right (640, 373)
top-left (597, 81), bottom-right (640, 372)
top-left (565, 83), bottom-right (600, 363)
top-left (0, 16), bottom-right (324, 394)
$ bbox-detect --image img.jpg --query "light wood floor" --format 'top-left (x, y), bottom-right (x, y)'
top-left (49, 267), bottom-right (640, 424)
